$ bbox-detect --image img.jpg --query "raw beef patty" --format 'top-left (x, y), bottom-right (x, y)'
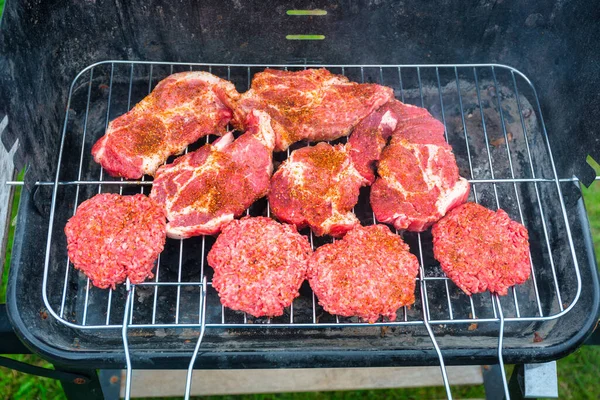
top-left (64, 193), bottom-right (166, 289)
top-left (432, 202), bottom-right (531, 296)
top-left (207, 217), bottom-right (312, 317)
top-left (307, 224), bottom-right (419, 323)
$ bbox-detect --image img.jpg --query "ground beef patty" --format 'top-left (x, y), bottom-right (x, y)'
top-left (207, 217), bottom-right (312, 317)
top-left (65, 193), bottom-right (167, 289)
top-left (307, 225), bottom-right (419, 323)
top-left (432, 202), bottom-right (531, 296)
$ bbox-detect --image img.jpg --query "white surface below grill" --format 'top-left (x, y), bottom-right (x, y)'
top-left (123, 366), bottom-right (483, 397)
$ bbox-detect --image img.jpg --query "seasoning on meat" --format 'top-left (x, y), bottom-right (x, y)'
top-left (150, 110), bottom-right (276, 239)
top-left (234, 68), bottom-right (394, 151)
top-left (268, 142), bottom-right (369, 237)
top-left (370, 100), bottom-right (470, 231)
top-left (347, 100), bottom-right (402, 184)
top-left (64, 193), bottom-right (166, 289)
top-left (207, 217), bottom-right (312, 317)
top-left (307, 224), bottom-right (419, 323)
top-left (432, 202), bottom-right (531, 296)
top-left (92, 72), bottom-right (240, 179)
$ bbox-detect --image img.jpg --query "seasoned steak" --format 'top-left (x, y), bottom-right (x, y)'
top-left (234, 68), bottom-right (394, 151)
top-left (432, 202), bottom-right (531, 296)
top-left (92, 72), bottom-right (240, 179)
top-left (371, 101), bottom-right (470, 231)
top-left (64, 194), bottom-right (166, 289)
top-left (307, 225), bottom-right (419, 323)
top-left (150, 110), bottom-right (276, 239)
top-left (269, 142), bottom-right (369, 237)
top-left (207, 217), bottom-right (312, 317)
top-left (347, 100), bottom-right (401, 184)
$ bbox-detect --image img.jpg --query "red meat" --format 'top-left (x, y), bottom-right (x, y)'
top-left (347, 100), bottom-right (402, 184)
top-left (268, 142), bottom-right (369, 237)
top-left (150, 110), bottom-right (276, 238)
top-left (92, 72), bottom-right (240, 179)
top-left (432, 202), bottom-right (531, 296)
top-left (64, 193), bottom-right (166, 289)
top-left (307, 224), bottom-right (419, 323)
top-left (207, 217), bottom-right (312, 317)
top-left (371, 101), bottom-right (470, 231)
top-left (234, 68), bottom-right (394, 151)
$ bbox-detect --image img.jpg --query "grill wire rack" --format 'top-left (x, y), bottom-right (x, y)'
top-left (21, 61), bottom-right (583, 399)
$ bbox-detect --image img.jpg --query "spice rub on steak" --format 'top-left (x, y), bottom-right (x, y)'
top-left (150, 110), bottom-right (276, 239)
top-left (269, 142), bottom-right (369, 237)
top-left (371, 101), bottom-right (470, 231)
top-left (233, 68), bottom-right (394, 151)
top-left (208, 217), bottom-right (312, 317)
top-left (92, 72), bottom-right (240, 179)
top-left (347, 100), bottom-right (402, 184)
top-left (307, 224), bottom-right (419, 323)
top-left (64, 193), bottom-right (166, 289)
top-left (432, 202), bottom-right (531, 296)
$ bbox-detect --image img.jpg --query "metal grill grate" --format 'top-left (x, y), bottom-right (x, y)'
top-left (22, 61), bottom-right (584, 399)
top-left (38, 62), bottom-right (581, 334)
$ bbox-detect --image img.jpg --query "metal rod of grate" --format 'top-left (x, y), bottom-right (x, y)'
top-left (37, 62), bottom-right (584, 399)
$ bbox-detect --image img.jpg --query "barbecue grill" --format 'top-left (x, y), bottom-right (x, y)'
top-left (1, 1), bottom-right (599, 399)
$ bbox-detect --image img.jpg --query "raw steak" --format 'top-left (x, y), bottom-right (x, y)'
top-left (432, 202), bottom-right (531, 296)
top-left (307, 224), bottom-right (419, 323)
top-left (207, 217), bottom-right (312, 317)
top-left (150, 110), bottom-right (276, 239)
top-left (269, 142), bottom-right (369, 237)
top-left (371, 101), bottom-right (470, 231)
top-left (64, 193), bottom-right (166, 289)
top-left (233, 68), bottom-right (394, 151)
top-left (92, 71), bottom-right (240, 179)
top-left (347, 100), bottom-right (403, 184)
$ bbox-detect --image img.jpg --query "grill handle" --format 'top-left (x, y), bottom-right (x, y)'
top-left (120, 276), bottom-right (208, 400)
top-left (184, 276), bottom-right (208, 399)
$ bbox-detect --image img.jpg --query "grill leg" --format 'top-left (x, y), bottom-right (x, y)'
top-left (483, 364), bottom-right (515, 400)
top-left (55, 366), bottom-right (105, 400)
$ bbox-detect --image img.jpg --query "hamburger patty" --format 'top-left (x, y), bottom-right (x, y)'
top-left (207, 217), bottom-right (312, 317)
top-left (307, 225), bottom-right (419, 323)
top-left (64, 193), bottom-right (167, 289)
top-left (432, 202), bottom-right (531, 296)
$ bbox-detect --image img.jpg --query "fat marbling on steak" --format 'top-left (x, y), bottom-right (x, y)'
top-left (92, 71), bottom-right (240, 179)
top-left (268, 142), bottom-right (369, 237)
top-left (64, 193), bottom-right (166, 289)
top-left (432, 202), bottom-right (531, 296)
top-left (347, 100), bottom-right (402, 184)
top-left (370, 100), bottom-right (470, 231)
top-left (150, 110), bottom-right (276, 239)
top-left (207, 217), bottom-right (312, 317)
top-left (233, 68), bottom-right (394, 151)
top-left (307, 224), bottom-right (419, 323)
